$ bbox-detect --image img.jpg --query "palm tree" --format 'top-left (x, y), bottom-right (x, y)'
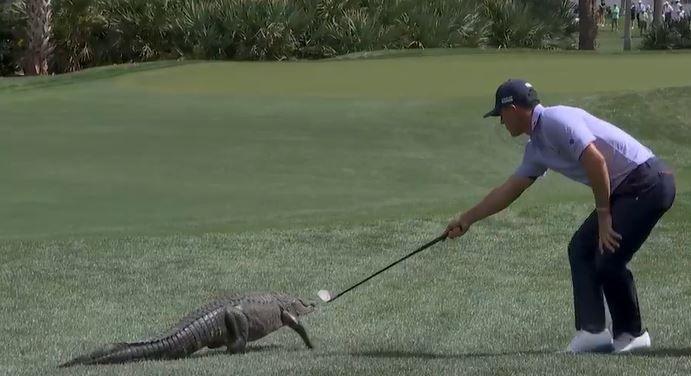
top-left (578, 0), bottom-right (597, 49)
top-left (24, 0), bottom-right (54, 75)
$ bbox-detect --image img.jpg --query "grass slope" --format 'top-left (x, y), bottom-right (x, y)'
top-left (1, 52), bottom-right (691, 239)
top-left (1, 50), bottom-right (690, 375)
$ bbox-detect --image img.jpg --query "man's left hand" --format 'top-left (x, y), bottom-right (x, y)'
top-left (597, 209), bottom-right (622, 253)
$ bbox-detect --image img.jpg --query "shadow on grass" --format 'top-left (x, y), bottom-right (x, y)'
top-left (338, 347), bottom-right (691, 359)
top-left (55, 344), bottom-right (290, 368)
top-left (332, 349), bottom-right (553, 360)
top-left (191, 344), bottom-right (297, 359)
top-left (0, 60), bottom-right (196, 92)
top-left (631, 347), bottom-right (691, 358)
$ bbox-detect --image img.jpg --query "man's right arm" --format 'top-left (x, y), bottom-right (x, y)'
top-left (445, 175), bottom-right (535, 239)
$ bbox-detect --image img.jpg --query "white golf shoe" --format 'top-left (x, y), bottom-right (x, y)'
top-left (613, 331), bottom-right (651, 353)
top-left (567, 329), bottom-right (614, 353)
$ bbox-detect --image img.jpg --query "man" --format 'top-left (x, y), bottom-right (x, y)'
top-left (672, 1), bottom-right (681, 20)
top-left (611, 4), bottom-right (620, 31)
top-left (444, 79), bottom-right (676, 353)
top-left (639, 6), bottom-right (650, 36)
top-left (605, 4), bottom-right (612, 25)
top-left (664, 1), bottom-right (674, 24)
top-left (598, 1), bottom-right (607, 27)
top-left (636, 1), bottom-right (645, 29)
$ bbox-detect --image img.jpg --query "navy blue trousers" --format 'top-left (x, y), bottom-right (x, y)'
top-left (568, 158), bottom-right (676, 337)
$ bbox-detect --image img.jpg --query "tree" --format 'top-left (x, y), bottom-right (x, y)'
top-left (653, 0), bottom-right (662, 25)
top-left (24, 0), bottom-right (53, 75)
top-left (579, 0), bottom-right (597, 50)
top-left (623, 0), bottom-right (631, 50)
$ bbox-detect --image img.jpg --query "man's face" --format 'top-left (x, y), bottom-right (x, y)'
top-left (499, 105), bottom-right (525, 137)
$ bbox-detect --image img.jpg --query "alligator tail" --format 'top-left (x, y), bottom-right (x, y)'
top-left (59, 338), bottom-right (179, 367)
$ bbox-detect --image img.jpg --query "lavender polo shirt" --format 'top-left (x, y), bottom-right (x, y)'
top-left (515, 104), bottom-right (654, 191)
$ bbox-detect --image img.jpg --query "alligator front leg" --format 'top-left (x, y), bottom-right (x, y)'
top-left (281, 311), bottom-right (314, 349)
top-left (224, 306), bottom-right (249, 354)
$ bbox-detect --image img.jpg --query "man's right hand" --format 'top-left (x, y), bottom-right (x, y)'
top-left (444, 215), bottom-right (472, 239)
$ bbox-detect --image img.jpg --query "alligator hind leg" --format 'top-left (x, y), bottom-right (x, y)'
top-left (281, 311), bottom-right (313, 349)
top-left (224, 307), bottom-right (249, 354)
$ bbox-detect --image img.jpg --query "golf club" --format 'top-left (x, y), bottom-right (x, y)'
top-left (318, 234), bottom-right (447, 304)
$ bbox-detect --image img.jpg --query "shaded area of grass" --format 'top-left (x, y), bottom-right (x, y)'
top-left (0, 60), bottom-right (195, 92)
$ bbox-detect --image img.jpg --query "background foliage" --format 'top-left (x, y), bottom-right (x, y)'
top-left (1, 0), bottom-right (578, 74)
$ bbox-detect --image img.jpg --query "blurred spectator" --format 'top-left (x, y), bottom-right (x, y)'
top-left (664, 1), bottom-right (674, 24)
top-left (612, 4), bottom-right (620, 31)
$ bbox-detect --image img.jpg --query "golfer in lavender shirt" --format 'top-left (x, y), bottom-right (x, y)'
top-left (443, 79), bottom-right (676, 353)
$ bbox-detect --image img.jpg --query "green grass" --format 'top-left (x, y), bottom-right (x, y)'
top-left (1, 49), bottom-right (690, 375)
top-left (2, 52), bottom-right (691, 240)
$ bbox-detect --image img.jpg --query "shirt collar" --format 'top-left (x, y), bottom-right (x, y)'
top-left (531, 104), bottom-right (545, 132)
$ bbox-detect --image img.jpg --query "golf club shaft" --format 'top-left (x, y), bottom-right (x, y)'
top-left (327, 234), bottom-right (446, 303)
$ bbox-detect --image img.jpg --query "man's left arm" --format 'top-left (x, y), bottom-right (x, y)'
top-left (547, 116), bottom-right (622, 253)
top-left (580, 144), bottom-right (611, 211)
top-left (580, 143), bottom-right (622, 253)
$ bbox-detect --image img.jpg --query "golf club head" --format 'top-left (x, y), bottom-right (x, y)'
top-left (317, 289), bottom-right (333, 302)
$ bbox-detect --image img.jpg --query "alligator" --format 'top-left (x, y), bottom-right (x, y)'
top-left (60, 292), bottom-right (316, 367)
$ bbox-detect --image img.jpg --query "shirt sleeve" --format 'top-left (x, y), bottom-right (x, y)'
top-left (514, 144), bottom-right (547, 180)
top-left (544, 114), bottom-right (596, 161)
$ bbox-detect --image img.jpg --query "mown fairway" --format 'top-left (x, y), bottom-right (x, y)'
top-left (1, 50), bottom-right (690, 375)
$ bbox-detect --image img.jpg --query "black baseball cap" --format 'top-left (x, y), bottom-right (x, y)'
top-left (483, 79), bottom-right (540, 118)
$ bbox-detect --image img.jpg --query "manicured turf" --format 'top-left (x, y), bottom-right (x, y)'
top-left (1, 49), bottom-right (690, 375)
top-left (2, 52), bottom-right (691, 240)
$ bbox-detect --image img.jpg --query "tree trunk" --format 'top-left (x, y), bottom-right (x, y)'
top-left (624, 0), bottom-right (631, 50)
top-left (579, 0), bottom-right (598, 50)
top-left (653, 0), bottom-right (662, 25)
top-left (24, 0), bottom-right (54, 76)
